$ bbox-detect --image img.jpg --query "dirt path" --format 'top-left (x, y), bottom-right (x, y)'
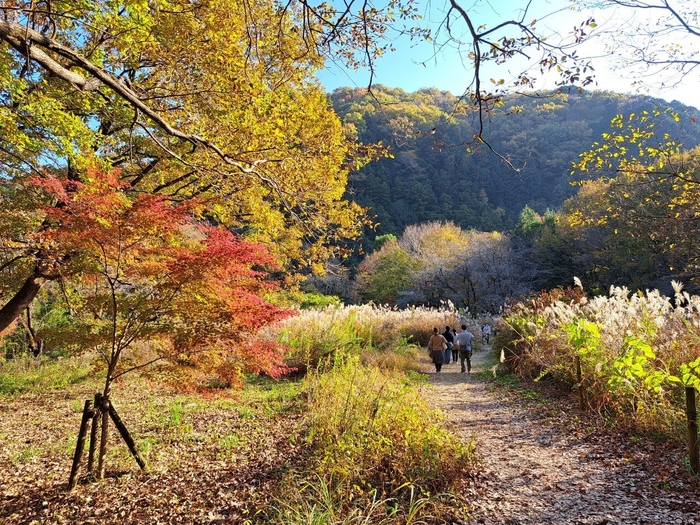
top-left (420, 347), bottom-right (700, 525)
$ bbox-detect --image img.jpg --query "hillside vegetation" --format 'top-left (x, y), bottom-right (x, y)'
top-left (331, 87), bottom-right (700, 239)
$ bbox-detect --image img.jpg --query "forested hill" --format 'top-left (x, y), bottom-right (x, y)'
top-left (330, 86), bottom-right (700, 239)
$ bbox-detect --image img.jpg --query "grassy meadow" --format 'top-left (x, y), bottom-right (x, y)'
top-left (0, 304), bottom-right (483, 524)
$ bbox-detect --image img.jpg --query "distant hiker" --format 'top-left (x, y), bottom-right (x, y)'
top-left (442, 326), bottom-right (454, 364)
top-left (428, 327), bottom-right (447, 373)
top-left (451, 328), bottom-right (459, 362)
top-left (481, 323), bottom-right (492, 345)
top-left (455, 324), bottom-right (474, 374)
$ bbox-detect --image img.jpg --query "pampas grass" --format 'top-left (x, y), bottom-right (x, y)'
top-left (261, 302), bottom-right (483, 371)
top-left (496, 284), bottom-right (700, 435)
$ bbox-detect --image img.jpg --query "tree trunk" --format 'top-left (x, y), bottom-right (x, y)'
top-left (0, 267), bottom-right (49, 333)
top-left (19, 307), bottom-right (44, 357)
top-left (687, 387), bottom-right (699, 475)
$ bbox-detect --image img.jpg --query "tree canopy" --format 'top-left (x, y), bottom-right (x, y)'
top-left (0, 0), bottom-right (374, 333)
top-left (352, 221), bottom-right (533, 312)
top-left (3, 0), bottom-right (700, 330)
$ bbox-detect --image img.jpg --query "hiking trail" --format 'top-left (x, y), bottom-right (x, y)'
top-left (420, 345), bottom-right (700, 525)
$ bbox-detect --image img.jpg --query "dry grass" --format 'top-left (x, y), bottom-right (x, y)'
top-left (261, 302), bottom-right (486, 371)
top-left (496, 284), bottom-right (700, 435)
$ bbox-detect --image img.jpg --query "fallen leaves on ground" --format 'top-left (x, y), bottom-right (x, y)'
top-left (0, 376), bottom-right (307, 524)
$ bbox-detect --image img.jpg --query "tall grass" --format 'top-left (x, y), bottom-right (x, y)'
top-left (267, 476), bottom-right (432, 525)
top-left (261, 302), bottom-right (482, 371)
top-left (257, 304), bottom-right (482, 522)
top-left (306, 355), bottom-right (475, 495)
top-left (264, 354), bottom-right (476, 523)
top-left (495, 284), bottom-right (700, 435)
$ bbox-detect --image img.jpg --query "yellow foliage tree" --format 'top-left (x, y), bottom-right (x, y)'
top-left (0, 1), bottom-right (379, 331)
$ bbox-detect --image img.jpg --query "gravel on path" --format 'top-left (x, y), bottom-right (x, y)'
top-left (419, 347), bottom-right (700, 525)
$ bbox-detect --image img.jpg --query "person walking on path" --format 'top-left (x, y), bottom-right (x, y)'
top-left (442, 326), bottom-right (454, 364)
top-left (481, 323), bottom-right (492, 344)
top-left (454, 324), bottom-right (474, 373)
top-left (428, 327), bottom-right (447, 373)
top-left (451, 328), bottom-right (459, 362)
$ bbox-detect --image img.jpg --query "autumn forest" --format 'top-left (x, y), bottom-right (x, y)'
top-left (1, 1), bottom-right (699, 523)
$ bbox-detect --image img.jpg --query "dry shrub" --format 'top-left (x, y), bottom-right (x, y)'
top-left (495, 284), bottom-right (700, 435)
top-left (302, 354), bottom-right (476, 505)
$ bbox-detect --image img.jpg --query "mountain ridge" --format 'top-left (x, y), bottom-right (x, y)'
top-left (330, 86), bottom-right (700, 244)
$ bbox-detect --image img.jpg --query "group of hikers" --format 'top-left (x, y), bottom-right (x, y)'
top-left (427, 323), bottom-right (492, 374)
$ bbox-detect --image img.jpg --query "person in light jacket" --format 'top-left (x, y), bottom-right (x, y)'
top-left (481, 323), bottom-right (492, 344)
top-left (428, 327), bottom-right (447, 373)
top-left (454, 324), bottom-right (474, 374)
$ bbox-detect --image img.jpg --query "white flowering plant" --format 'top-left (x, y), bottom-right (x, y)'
top-left (496, 281), bottom-right (700, 434)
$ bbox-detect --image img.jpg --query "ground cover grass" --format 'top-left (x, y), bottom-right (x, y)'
top-left (0, 364), bottom-right (307, 524)
top-left (0, 354), bottom-right (94, 395)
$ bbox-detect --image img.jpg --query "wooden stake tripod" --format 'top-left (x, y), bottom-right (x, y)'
top-left (68, 392), bottom-right (147, 490)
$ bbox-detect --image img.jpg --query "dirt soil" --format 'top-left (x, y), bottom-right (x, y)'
top-left (420, 346), bottom-right (700, 525)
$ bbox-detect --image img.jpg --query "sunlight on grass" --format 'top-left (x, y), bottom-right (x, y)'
top-left (262, 302), bottom-right (485, 372)
top-left (11, 444), bottom-right (40, 464)
top-left (262, 353), bottom-right (477, 522)
top-left (0, 355), bottom-right (94, 395)
top-left (495, 285), bottom-right (700, 436)
top-left (267, 476), bottom-right (433, 525)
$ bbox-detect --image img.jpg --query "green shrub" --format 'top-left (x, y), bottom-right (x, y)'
top-left (303, 355), bottom-right (476, 504)
top-left (496, 284), bottom-right (700, 435)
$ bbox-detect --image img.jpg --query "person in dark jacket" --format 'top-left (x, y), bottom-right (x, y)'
top-left (442, 326), bottom-right (454, 364)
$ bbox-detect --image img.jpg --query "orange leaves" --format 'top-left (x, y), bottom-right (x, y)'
top-left (31, 166), bottom-right (295, 391)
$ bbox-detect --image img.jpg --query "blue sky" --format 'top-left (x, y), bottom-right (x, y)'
top-left (316, 0), bottom-right (699, 110)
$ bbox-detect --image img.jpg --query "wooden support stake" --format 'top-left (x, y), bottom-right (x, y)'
top-left (97, 395), bottom-right (110, 479)
top-left (687, 387), bottom-right (699, 475)
top-left (87, 392), bottom-right (102, 475)
top-left (67, 399), bottom-right (93, 490)
top-left (108, 401), bottom-right (147, 471)
top-left (575, 355), bottom-right (584, 410)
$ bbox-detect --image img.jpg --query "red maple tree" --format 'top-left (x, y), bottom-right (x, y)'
top-left (29, 166), bottom-right (295, 479)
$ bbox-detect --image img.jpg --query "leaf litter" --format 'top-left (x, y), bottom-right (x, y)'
top-left (0, 376), bottom-right (307, 524)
